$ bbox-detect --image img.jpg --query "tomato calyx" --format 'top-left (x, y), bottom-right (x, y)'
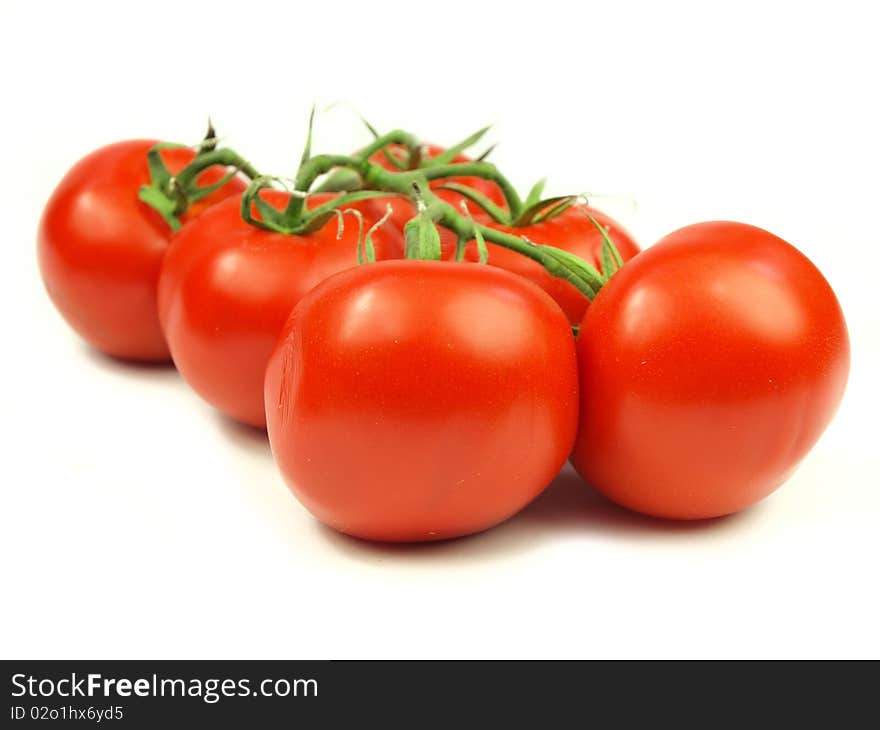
top-left (433, 176), bottom-right (581, 228)
top-left (511, 188), bottom-right (579, 227)
top-left (138, 121), bottom-right (259, 232)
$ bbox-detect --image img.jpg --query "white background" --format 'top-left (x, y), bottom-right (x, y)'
top-left (2, 0), bottom-right (878, 659)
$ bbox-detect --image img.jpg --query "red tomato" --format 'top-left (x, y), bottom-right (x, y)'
top-left (366, 143), bottom-right (507, 246)
top-left (158, 190), bottom-right (404, 427)
top-left (453, 206), bottom-right (640, 325)
top-left (37, 140), bottom-right (245, 361)
top-left (265, 260), bottom-right (579, 542)
top-left (571, 222), bottom-right (850, 520)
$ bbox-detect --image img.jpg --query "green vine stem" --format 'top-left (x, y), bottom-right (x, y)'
top-left (173, 148), bottom-right (260, 190)
top-left (419, 163), bottom-right (523, 217)
top-left (356, 129), bottom-right (421, 163)
top-left (247, 152), bottom-right (611, 299)
top-left (296, 154), bottom-right (525, 220)
top-left (314, 129), bottom-right (422, 193)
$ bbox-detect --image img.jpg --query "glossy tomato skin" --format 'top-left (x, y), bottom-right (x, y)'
top-left (159, 190), bottom-right (404, 428)
top-left (37, 140), bottom-right (245, 361)
top-left (265, 260), bottom-right (579, 542)
top-left (367, 143), bottom-right (507, 245)
top-left (571, 222), bottom-right (850, 520)
top-left (453, 206), bottom-right (640, 325)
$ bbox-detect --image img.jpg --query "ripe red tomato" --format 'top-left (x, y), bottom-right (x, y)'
top-left (453, 206), bottom-right (640, 325)
top-left (265, 260), bottom-right (579, 542)
top-left (159, 190), bottom-right (404, 427)
top-left (367, 143), bottom-right (507, 244)
top-left (571, 222), bottom-right (850, 520)
top-left (37, 140), bottom-right (245, 361)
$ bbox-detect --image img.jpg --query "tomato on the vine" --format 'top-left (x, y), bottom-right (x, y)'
top-left (571, 222), bottom-right (850, 520)
top-left (158, 190), bottom-right (404, 427)
top-left (37, 140), bottom-right (246, 361)
top-left (264, 260), bottom-right (579, 542)
top-left (453, 205), bottom-right (640, 325)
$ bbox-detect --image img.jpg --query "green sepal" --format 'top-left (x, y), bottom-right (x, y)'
top-left (454, 235), bottom-right (468, 262)
top-left (600, 232), bottom-right (615, 277)
top-left (240, 177), bottom-right (291, 233)
top-left (537, 243), bottom-right (604, 299)
top-left (300, 105), bottom-right (316, 169)
top-left (139, 143), bottom-right (184, 229)
top-left (523, 178), bottom-right (547, 209)
top-left (473, 224), bottom-right (489, 264)
top-left (185, 167), bottom-right (242, 204)
top-left (295, 210), bottom-right (332, 234)
top-left (360, 205), bottom-right (393, 265)
top-left (584, 212), bottom-right (624, 278)
top-left (514, 195), bottom-right (576, 227)
top-left (456, 199), bottom-right (490, 265)
top-left (144, 145), bottom-right (175, 190)
top-left (138, 185), bottom-right (181, 232)
top-left (360, 116), bottom-right (383, 139)
top-left (531, 196), bottom-right (576, 224)
top-left (425, 126), bottom-right (491, 166)
top-left (286, 107), bottom-right (318, 221)
top-left (253, 195), bottom-right (288, 230)
top-left (475, 143), bottom-right (497, 162)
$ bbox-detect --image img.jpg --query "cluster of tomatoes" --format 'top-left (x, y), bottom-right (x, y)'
top-left (37, 121), bottom-right (850, 542)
